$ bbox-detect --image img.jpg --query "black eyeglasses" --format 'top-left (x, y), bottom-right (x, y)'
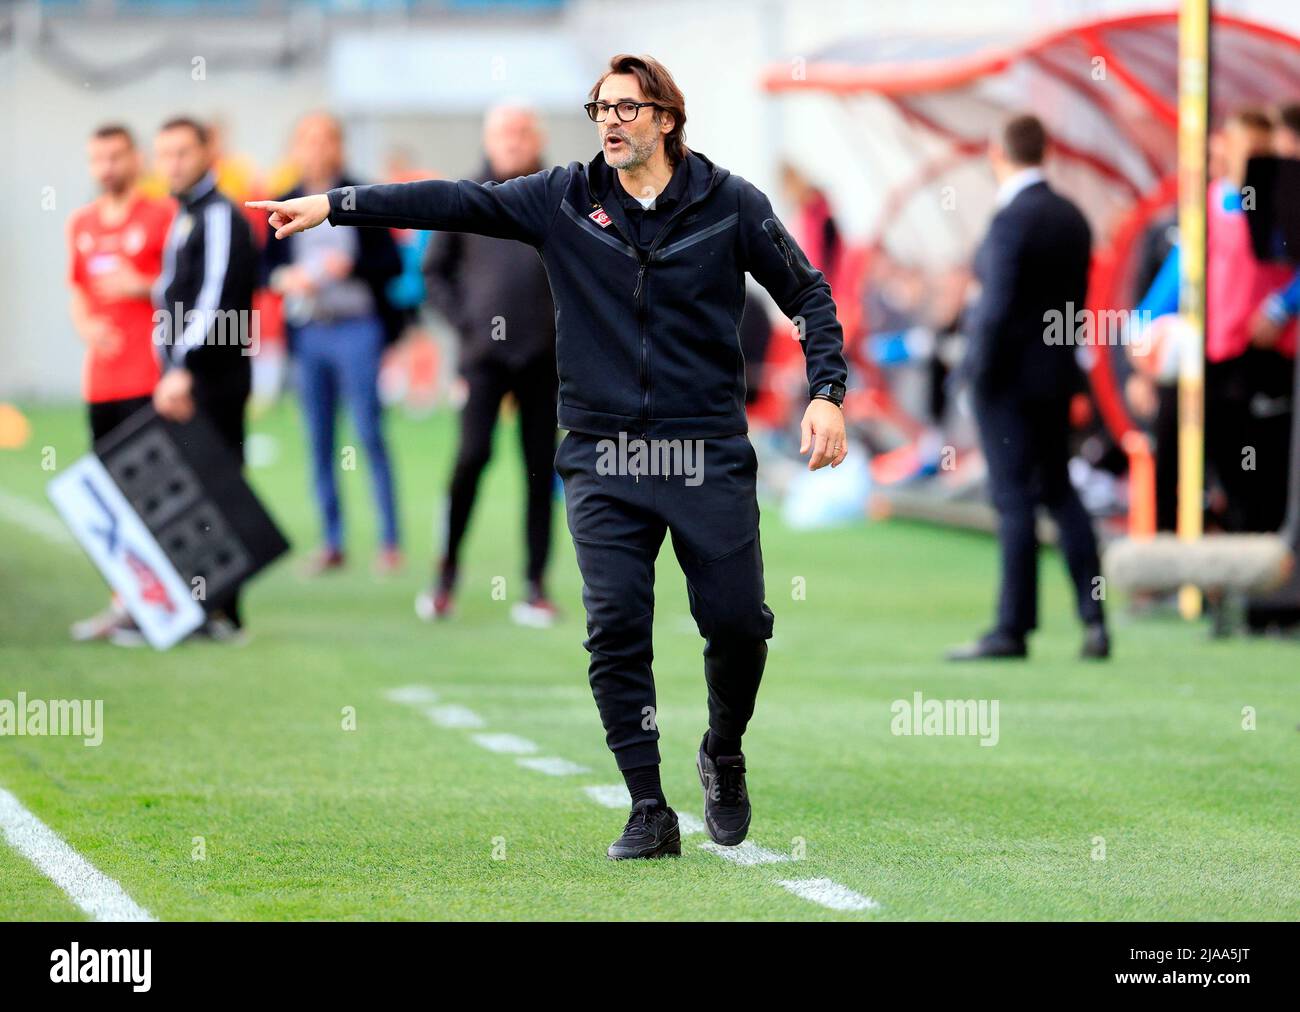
top-left (584, 101), bottom-right (660, 124)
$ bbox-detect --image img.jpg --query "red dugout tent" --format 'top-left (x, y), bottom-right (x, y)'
top-left (760, 11), bottom-right (1300, 446)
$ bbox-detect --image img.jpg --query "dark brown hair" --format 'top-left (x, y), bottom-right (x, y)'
top-left (1001, 114), bottom-right (1048, 167)
top-left (91, 123), bottom-right (135, 147)
top-left (590, 54), bottom-right (689, 165)
top-left (1225, 107), bottom-right (1273, 133)
top-left (158, 116), bottom-right (209, 146)
top-left (1278, 102), bottom-right (1300, 137)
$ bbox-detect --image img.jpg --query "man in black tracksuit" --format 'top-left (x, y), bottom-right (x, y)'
top-left (419, 103), bottom-right (560, 625)
top-left (152, 117), bottom-right (258, 635)
top-left (249, 55), bottom-right (849, 859)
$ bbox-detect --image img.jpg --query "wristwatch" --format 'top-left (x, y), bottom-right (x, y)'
top-left (810, 382), bottom-right (846, 407)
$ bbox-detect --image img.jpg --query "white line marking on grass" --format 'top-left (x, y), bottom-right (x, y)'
top-left (425, 704), bottom-right (484, 729)
top-left (776, 878), bottom-right (881, 912)
top-left (583, 784), bottom-right (632, 809)
top-left (517, 757), bottom-right (590, 776)
top-left (471, 733), bottom-right (538, 755)
top-left (698, 840), bottom-right (791, 865)
top-left (0, 488), bottom-right (75, 546)
top-left (383, 686), bottom-right (440, 706)
top-left (0, 787), bottom-right (154, 922)
top-left (676, 812), bottom-right (705, 836)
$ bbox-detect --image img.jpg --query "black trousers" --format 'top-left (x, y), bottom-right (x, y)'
top-left (974, 392), bottom-right (1104, 635)
top-left (1154, 382), bottom-right (1179, 533)
top-left (1206, 350), bottom-right (1294, 534)
top-left (443, 358), bottom-right (557, 584)
top-left (193, 370), bottom-right (251, 627)
top-left (88, 395), bottom-right (152, 443)
top-left (555, 431), bottom-right (774, 771)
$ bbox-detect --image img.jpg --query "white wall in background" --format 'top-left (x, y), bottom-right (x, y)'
top-left (3, 0), bottom-right (1298, 399)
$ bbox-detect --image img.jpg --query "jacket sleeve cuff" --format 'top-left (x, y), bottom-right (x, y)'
top-left (326, 186), bottom-right (354, 224)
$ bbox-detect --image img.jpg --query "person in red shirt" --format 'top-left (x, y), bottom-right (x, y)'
top-left (66, 123), bottom-right (174, 642)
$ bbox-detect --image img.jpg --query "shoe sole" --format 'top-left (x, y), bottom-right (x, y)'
top-left (606, 828), bottom-right (682, 860)
top-left (697, 758), bottom-right (751, 846)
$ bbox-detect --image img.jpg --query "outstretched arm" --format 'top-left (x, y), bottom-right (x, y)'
top-left (247, 167), bottom-right (569, 247)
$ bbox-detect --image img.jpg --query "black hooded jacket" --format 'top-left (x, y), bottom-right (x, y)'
top-left (327, 150), bottom-right (847, 438)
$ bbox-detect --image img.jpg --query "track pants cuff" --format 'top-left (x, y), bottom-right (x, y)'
top-left (612, 740), bottom-right (661, 772)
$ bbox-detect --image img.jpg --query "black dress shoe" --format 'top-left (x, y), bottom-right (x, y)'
top-left (945, 630), bottom-right (1027, 661)
top-left (1081, 623), bottom-right (1111, 660)
top-left (607, 800), bottom-right (681, 860)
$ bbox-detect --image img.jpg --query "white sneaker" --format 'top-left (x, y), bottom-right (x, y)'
top-left (202, 616), bottom-right (249, 645)
top-left (108, 621), bottom-right (147, 648)
top-left (70, 602), bottom-right (127, 642)
top-left (415, 587), bottom-right (454, 621)
top-left (511, 599), bottom-right (559, 629)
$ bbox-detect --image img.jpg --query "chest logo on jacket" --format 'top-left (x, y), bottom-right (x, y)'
top-left (589, 207), bottom-right (613, 229)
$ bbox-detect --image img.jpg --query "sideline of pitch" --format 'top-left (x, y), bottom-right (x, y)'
top-left (0, 787), bottom-right (154, 922)
top-left (384, 683), bottom-right (882, 916)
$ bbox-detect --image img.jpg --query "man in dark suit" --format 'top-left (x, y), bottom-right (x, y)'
top-left (947, 115), bottom-right (1110, 661)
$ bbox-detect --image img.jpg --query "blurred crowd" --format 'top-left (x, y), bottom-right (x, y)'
top-left (64, 98), bottom-right (1300, 644)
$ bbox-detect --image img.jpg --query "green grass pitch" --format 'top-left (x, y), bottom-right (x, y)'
top-left (1, 401), bottom-right (1297, 920)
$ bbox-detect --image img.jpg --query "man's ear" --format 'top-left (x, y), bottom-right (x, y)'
top-left (658, 111), bottom-right (675, 138)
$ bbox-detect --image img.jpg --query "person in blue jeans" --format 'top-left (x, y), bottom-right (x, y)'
top-left (263, 112), bottom-right (405, 574)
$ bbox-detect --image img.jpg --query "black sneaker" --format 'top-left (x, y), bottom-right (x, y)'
top-left (607, 799), bottom-right (681, 860)
top-left (697, 733), bottom-right (751, 846)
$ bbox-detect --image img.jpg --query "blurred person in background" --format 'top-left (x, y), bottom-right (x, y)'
top-left (262, 112), bottom-right (405, 576)
top-left (415, 101), bottom-right (560, 626)
top-left (66, 123), bottom-right (175, 643)
top-left (1272, 101), bottom-right (1300, 157)
top-left (249, 52), bottom-right (848, 861)
top-left (149, 115), bottom-right (258, 642)
top-left (1124, 204), bottom-right (1180, 534)
top-left (1206, 108), bottom-right (1295, 534)
top-left (1246, 102), bottom-right (1300, 432)
top-left (780, 162), bottom-right (842, 288)
top-left (947, 114), bottom-right (1109, 662)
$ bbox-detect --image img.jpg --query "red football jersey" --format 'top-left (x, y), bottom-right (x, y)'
top-left (68, 193), bottom-right (175, 403)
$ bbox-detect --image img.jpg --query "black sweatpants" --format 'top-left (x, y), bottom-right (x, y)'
top-left (555, 431), bottom-right (775, 771)
top-left (443, 358), bottom-right (557, 584)
top-left (974, 392), bottom-right (1104, 635)
top-left (88, 395), bottom-right (152, 443)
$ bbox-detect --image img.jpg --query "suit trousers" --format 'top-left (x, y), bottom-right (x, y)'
top-left (974, 392), bottom-right (1104, 635)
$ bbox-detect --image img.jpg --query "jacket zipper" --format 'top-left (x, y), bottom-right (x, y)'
top-left (586, 174), bottom-right (709, 437)
top-left (634, 260), bottom-right (648, 437)
top-left (776, 234), bottom-right (794, 268)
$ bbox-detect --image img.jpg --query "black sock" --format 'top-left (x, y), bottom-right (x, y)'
top-left (706, 730), bottom-right (742, 758)
top-left (622, 765), bottom-right (666, 808)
